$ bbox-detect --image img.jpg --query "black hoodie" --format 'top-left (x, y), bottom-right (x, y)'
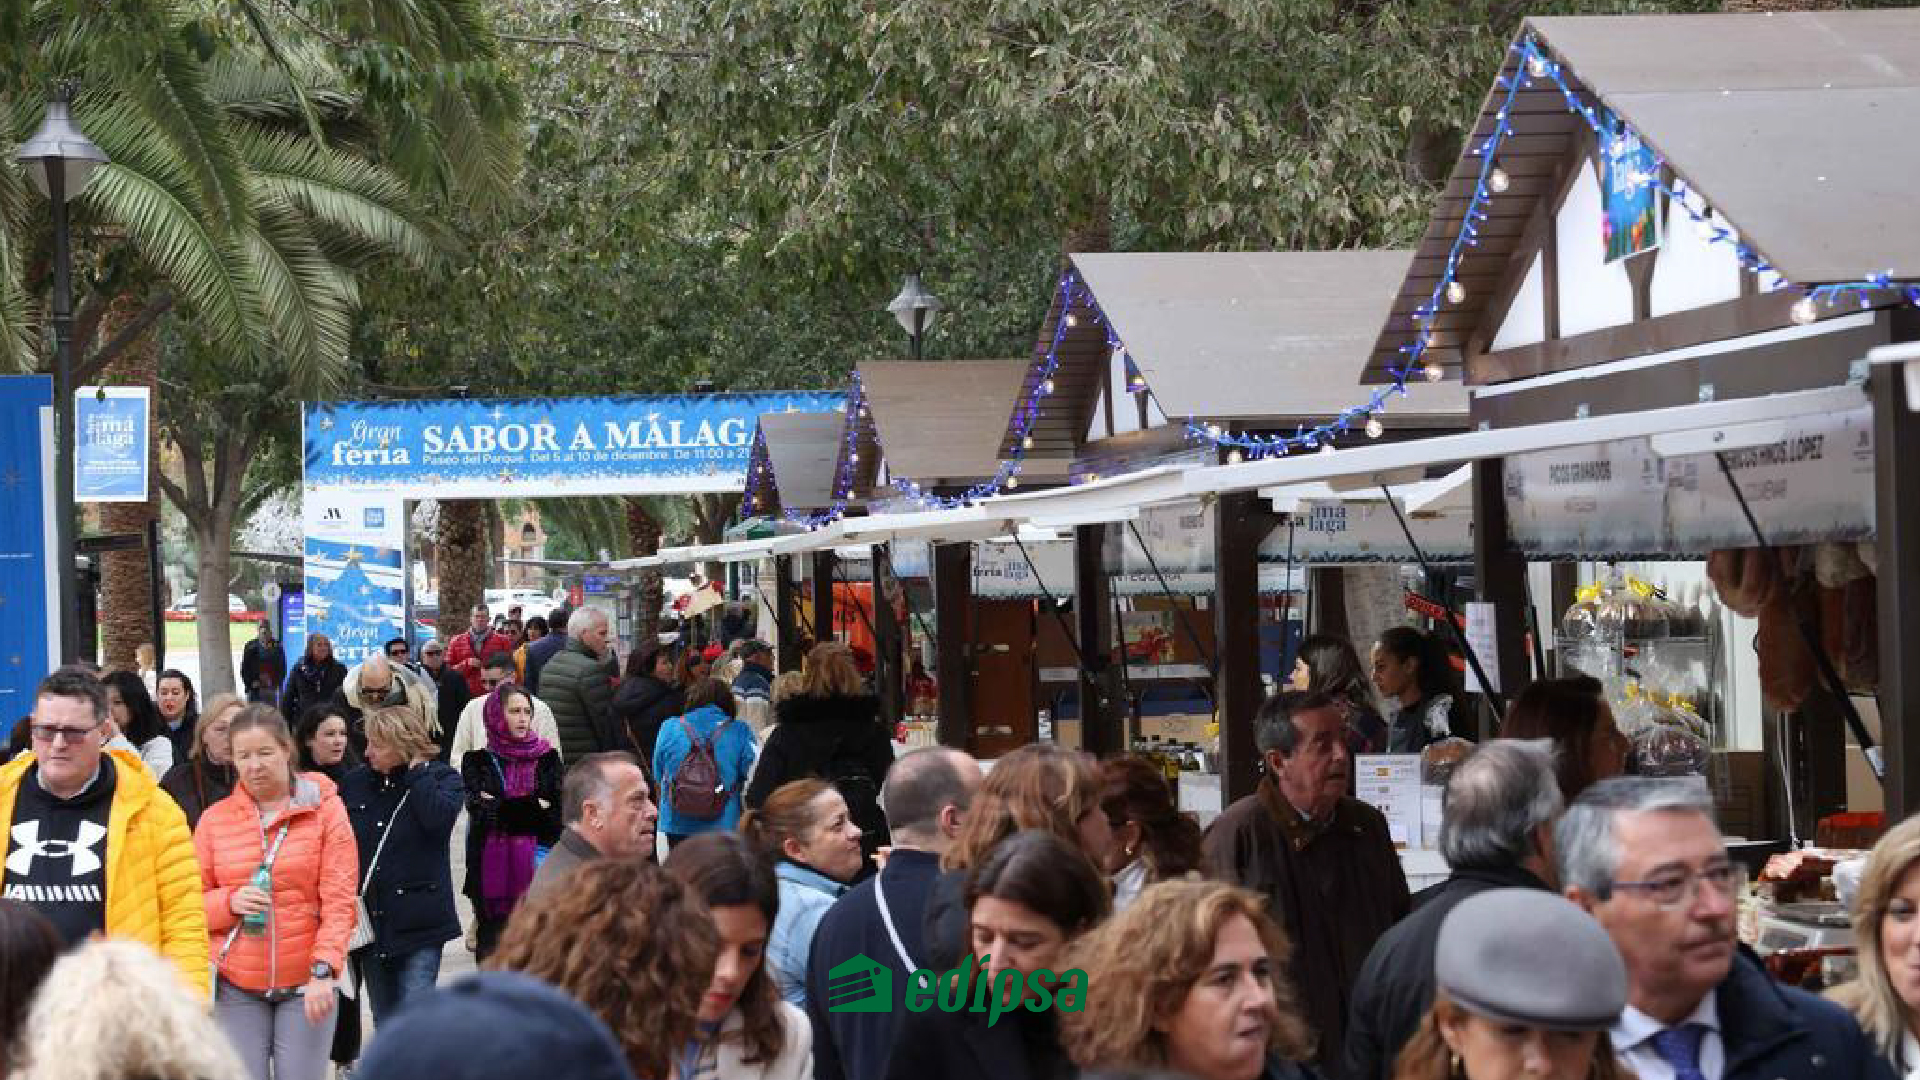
top-left (745, 693), bottom-right (894, 864)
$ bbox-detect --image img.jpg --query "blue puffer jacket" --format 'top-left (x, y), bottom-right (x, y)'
top-left (1712, 946), bottom-right (1892, 1080)
top-left (652, 705), bottom-right (757, 836)
top-left (338, 761), bottom-right (465, 959)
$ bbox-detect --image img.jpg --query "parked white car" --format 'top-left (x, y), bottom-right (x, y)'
top-left (169, 593), bottom-right (249, 614)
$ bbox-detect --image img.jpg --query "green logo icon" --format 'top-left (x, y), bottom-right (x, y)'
top-left (826, 953), bottom-right (893, 1013)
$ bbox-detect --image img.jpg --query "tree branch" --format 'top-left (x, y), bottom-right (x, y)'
top-left (77, 291), bottom-right (175, 386)
top-left (499, 33), bottom-right (707, 58)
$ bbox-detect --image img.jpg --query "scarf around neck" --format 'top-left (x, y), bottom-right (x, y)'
top-left (480, 687), bottom-right (552, 917)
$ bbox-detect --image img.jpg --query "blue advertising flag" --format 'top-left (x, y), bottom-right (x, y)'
top-left (1602, 110), bottom-right (1661, 264)
top-left (0, 377), bottom-right (54, 714)
top-left (75, 387), bottom-right (150, 503)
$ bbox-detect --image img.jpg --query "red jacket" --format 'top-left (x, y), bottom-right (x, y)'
top-left (446, 629), bottom-right (516, 697)
top-left (196, 773), bottom-right (358, 993)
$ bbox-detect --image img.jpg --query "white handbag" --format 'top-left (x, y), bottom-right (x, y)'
top-left (347, 789), bottom-right (409, 954)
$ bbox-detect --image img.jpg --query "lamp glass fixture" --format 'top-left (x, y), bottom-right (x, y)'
top-left (16, 96), bottom-right (107, 202)
top-left (886, 273), bottom-right (941, 339)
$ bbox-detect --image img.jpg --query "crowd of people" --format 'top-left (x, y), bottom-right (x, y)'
top-left (1, 618), bottom-right (1917, 1080)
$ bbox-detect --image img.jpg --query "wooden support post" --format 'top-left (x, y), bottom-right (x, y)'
top-left (811, 550), bottom-right (836, 644)
top-left (1075, 523), bottom-right (1121, 757)
top-left (1215, 491), bottom-right (1278, 804)
top-left (873, 544), bottom-right (903, 727)
top-left (1876, 355), bottom-right (1920, 818)
top-left (933, 542), bottom-right (973, 749)
top-left (1472, 458), bottom-right (1530, 738)
top-left (774, 554), bottom-right (801, 674)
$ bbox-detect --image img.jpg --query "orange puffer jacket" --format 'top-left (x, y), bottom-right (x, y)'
top-left (195, 772), bottom-right (358, 993)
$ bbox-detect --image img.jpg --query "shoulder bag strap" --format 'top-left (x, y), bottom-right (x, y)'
top-left (359, 788), bottom-right (411, 898)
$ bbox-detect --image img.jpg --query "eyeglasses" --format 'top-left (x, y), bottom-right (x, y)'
top-left (482, 675), bottom-right (508, 689)
top-left (361, 680), bottom-right (394, 696)
top-left (1605, 862), bottom-right (1746, 909)
top-left (31, 723), bottom-right (101, 745)
top-left (386, 648), bottom-right (409, 659)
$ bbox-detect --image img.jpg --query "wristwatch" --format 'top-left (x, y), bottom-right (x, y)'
top-left (311, 961), bottom-right (335, 980)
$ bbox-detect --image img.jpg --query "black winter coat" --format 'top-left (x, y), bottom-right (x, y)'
top-left (425, 663), bottom-right (470, 759)
top-left (281, 658), bottom-right (347, 722)
top-left (339, 761), bottom-right (466, 958)
top-left (1711, 946), bottom-right (1892, 1080)
top-left (159, 756), bottom-right (235, 831)
top-left (611, 675), bottom-right (683, 773)
top-left (1341, 865), bottom-right (1551, 1080)
top-left (745, 693), bottom-right (893, 863)
top-left (459, 748), bottom-right (563, 909)
top-left (883, 996), bottom-right (1072, 1080)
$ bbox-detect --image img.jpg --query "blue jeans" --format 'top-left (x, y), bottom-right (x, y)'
top-left (358, 947), bottom-right (441, 1023)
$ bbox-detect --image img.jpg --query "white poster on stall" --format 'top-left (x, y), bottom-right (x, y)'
top-left (1463, 602), bottom-right (1502, 694)
top-left (1113, 500), bottom-right (1212, 576)
top-left (1505, 439), bottom-right (1667, 555)
top-left (1663, 407), bottom-right (1874, 550)
top-left (1356, 754), bottom-right (1425, 849)
top-left (1279, 500), bottom-right (1473, 564)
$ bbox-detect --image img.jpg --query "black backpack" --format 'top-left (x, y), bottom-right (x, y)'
top-left (669, 717), bottom-right (731, 821)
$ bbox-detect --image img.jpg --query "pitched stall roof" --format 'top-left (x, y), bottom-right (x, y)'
top-left (856, 360), bottom-right (1037, 490)
top-left (1366, 9), bottom-right (1920, 384)
top-left (753, 410), bottom-right (846, 513)
top-left (1072, 251), bottom-right (1466, 427)
top-left (1000, 282), bottom-right (1117, 466)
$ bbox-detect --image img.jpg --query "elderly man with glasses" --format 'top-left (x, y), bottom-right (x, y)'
top-left (0, 668), bottom-right (207, 997)
top-left (1560, 777), bottom-right (1890, 1080)
top-left (331, 652), bottom-right (437, 758)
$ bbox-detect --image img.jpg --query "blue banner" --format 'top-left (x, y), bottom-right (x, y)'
top-left (75, 387), bottom-right (150, 502)
top-left (304, 393), bottom-right (844, 497)
top-left (0, 377), bottom-right (53, 713)
top-left (302, 537), bottom-right (405, 668)
top-left (1602, 110), bottom-right (1661, 264)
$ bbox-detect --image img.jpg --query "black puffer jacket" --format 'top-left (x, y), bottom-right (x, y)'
top-left (610, 675), bottom-right (683, 774)
top-left (745, 693), bottom-right (893, 865)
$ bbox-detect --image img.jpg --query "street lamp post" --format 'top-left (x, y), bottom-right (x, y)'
top-left (17, 87), bottom-right (108, 663)
top-left (886, 273), bottom-right (941, 361)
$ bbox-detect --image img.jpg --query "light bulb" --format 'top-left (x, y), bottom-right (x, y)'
top-left (1446, 280), bottom-right (1467, 305)
top-left (1790, 296), bottom-right (1819, 326)
top-left (1424, 362), bottom-right (1446, 383)
top-left (1006, 476), bottom-right (1020, 490)
top-left (1064, 313), bottom-right (1079, 328)
top-left (1022, 434), bottom-right (1035, 450)
top-left (1695, 212), bottom-right (1717, 241)
top-left (1205, 423), bottom-right (1223, 439)
top-left (1319, 443), bottom-right (1335, 456)
top-left (1084, 472), bottom-right (1099, 484)
top-left (1227, 449), bottom-right (1244, 465)
top-left (1488, 165), bottom-right (1510, 194)
top-left (1526, 54), bottom-right (1549, 78)
top-left (1041, 378), bottom-right (1055, 394)
top-left (1366, 416), bottom-right (1384, 439)
top-left (849, 452), bottom-right (859, 463)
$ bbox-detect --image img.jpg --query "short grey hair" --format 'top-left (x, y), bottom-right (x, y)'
top-left (569, 606), bottom-right (610, 639)
top-left (1439, 739), bottom-right (1563, 871)
top-left (562, 751), bottom-right (640, 824)
top-left (1255, 690), bottom-right (1340, 758)
top-left (1554, 775), bottom-right (1717, 896)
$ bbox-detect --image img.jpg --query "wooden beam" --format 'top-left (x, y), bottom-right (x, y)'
top-left (1474, 289), bottom-right (1809, 385)
top-left (1875, 329), bottom-right (1920, 818)
top-left (933, 543), bottom-right (973, 749)
top-left (1471, 459), bottom-right (1531, 737)
top-left (811, 550), bottom-right (836, 646)
top-left (873, 545), bottom-right (903, 728)
top-left (1075, 523), bottom-right (1122, 757)
top-left (1214, 491), bottom-right (1278, 803)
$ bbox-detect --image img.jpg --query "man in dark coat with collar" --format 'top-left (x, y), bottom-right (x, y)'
top-left (538, 608), bottom-right (619, 761)
top-left (806, 747), bottom-right (981, 1080)
top-left (522, 605), bottom-right (570, 696)
top-left (1201, 690), bottom-right (1409, 1077)
top-left (1343, 739), bottom-right (1564, 1080)
top-left (527, 752), bottom-right (659, 903)
top-left (1560, 776), bottom-right (1890, 1080)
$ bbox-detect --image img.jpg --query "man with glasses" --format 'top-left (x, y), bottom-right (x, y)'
top-left (1201, 691), bottom-right (1409, 1075)
top-left (332, 652), bottom-right (436, 757)
top-left (1559, 777), bottom-right (1888, 1080)
top-left (417, 638), bottom-right (470, 759)
top-left (449, 652), bottom-right (562, 763)
top-left (0, 669), bottom-right (207, 996)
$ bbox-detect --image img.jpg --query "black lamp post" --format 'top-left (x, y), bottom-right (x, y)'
top-left (886, 273), bottom-right (940, 361)
top-left (17, 87), bottom-right (108, 663)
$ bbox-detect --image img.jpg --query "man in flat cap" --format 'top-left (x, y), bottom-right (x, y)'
top-left (1343, 739), bottom-right (1564, 1080)
top-left (1203, 690), bottom-right (1409, 1075)
top-left (1559, 777), bottom-right (1889, 1080)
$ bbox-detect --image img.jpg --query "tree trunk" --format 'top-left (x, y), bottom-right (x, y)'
top-left (192, 512), bottom-right (238, 696)
top-left (625, 497), bottom-right (664, 649)
top-left (96, 295), bottom-right (164, 672)
top-left (437, 499), bottom-right (489, 637)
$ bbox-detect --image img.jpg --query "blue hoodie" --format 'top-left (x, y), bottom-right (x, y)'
top-left (652, 704), bottom-right (758, 835)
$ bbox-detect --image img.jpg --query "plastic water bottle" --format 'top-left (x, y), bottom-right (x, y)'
top-left (242, 865), bottom-right (271, 935)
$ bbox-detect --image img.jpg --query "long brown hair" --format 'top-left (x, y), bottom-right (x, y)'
top-left (1391, 995), bottom-right (1624, 1080)
top-left (943, 743), bottom-right (1102, 871)
top-left (489, 859), bottom-right (718, 1080)
top-left (739, 778), bottom-right (834, 863)
top-left (1100, 756), bottom-right (1201, 881)
top-left (665, 833), bottom-right (786, 1064)
top-left (801, 641), bottom-right (865, 698)
top-left (1061, 880), bottom-right (1313, 1069)
top-left (1501, 675), bottom-right (1609, 801)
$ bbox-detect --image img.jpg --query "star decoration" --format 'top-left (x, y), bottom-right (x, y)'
top-left (319, 416), bottom-right (334, 431)
top-left (7, 655), bottom-right (18, 667)
top-left (489, 407), bottom-right (508, 424)
top-left (344, 546), bottom-right (363, 563)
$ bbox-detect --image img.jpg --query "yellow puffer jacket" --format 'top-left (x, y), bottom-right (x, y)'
top-left (0, 745), bottom-right (210, 998)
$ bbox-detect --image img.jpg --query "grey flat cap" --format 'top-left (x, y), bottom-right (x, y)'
top-left (1435, 888), bottom-right (1627, 1031)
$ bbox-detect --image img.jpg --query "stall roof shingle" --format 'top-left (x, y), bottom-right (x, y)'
top-left (859, 360), bottom-right (1031, 486)
top-left (757, 410), bottom-right (844, 511)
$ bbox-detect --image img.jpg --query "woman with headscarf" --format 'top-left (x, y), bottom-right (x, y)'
top-left (461, 685), bottom-right (563, 960)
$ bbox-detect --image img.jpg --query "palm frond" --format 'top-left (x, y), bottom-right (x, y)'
top-left (234, 124), bottom-right (437, 266)
top-left (244, 198), bottom-right (355, 394)
top-left (0, 214), bottom-right (37, 371)
top-left (114, 36), bottom-right (250, 237)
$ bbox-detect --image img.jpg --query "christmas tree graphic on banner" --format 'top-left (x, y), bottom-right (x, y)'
top-left (309, 548), bottom-right (400, 663)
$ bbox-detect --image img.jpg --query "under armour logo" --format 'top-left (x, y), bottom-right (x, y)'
top-left (7, 820), bottom-right (107, 877)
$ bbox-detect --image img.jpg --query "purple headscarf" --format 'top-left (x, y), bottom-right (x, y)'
top-left (479, 686), bottom-right (552, 918)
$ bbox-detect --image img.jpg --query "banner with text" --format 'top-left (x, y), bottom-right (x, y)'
top-left (75, 386), bottom-right (149, 503)
top-left (305, 393), bottom-right (844, 497)
top-left (0, 377), bottom-right (53, 711)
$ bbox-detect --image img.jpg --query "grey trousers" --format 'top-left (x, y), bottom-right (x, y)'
top-left (215, 978), bottom-right (339, 1080)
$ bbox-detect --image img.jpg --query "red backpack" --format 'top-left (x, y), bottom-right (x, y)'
top-left (669, 716), bottom-right (731, 821)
